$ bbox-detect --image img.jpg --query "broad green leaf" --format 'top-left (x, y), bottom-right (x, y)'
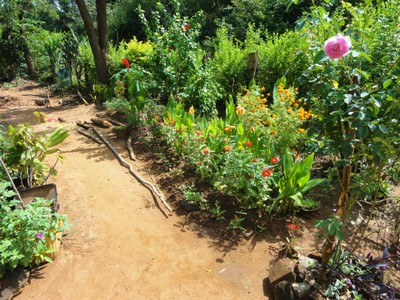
top-left (383, 79), bottom-right (392, 89)
top-left (314, 50), bottom-right (328, 64)
top-left (298, 178), bottom-right (325, 194)
top-left (378, 124), bottom-right (388, 134)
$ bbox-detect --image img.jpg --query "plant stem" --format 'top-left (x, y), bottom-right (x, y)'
top-left (318, 162), bottom-right (352, 284)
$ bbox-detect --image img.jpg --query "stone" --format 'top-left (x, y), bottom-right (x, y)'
top-left (274, 280), bottom-right (295, 300)
top-left (0, 267), bottom-right (30, 300)
top-left (269, 258), bottom-right (296, 287)
top-left (292, 282), bottom-right (312, 299)
top-left (298, 255), bottom-right (320, 270)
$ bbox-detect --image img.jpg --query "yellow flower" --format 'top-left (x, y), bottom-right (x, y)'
top-left (238, 145), bottom-right (244, 151)
top-left (189, 106), bottom-right (195, 115)
top-left (298, 128), bottom-right (305, 133)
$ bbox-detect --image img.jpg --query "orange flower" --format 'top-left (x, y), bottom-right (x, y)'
top-left (271, 130), bottom-right (277, 135)
top-left (262, 169), bottom-right (272, 177)
top-left (202, 148), bottom-right (209, 155)
top-left (224, 145), bottom-right (232, 152)
top-left (245, 141), bottom-right (253, 147)
top-left (298, 128), bottom-right (305, 133)
top-left (287, 223), bottom-right (299, 231)
top-left (236, 105), bottom-right (245, 116)
top-left (270, 157), bottom-right (279, 164)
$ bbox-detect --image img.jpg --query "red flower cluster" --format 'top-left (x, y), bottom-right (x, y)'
top-left (121, 58), bottom-right (130, 68)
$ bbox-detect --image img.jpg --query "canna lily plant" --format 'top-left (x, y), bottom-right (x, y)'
top-left (270, 149), bottom-right (325, 214)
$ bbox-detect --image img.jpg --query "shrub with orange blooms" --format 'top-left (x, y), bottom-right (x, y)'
top-left (237, 78), bottom-right (313, 155)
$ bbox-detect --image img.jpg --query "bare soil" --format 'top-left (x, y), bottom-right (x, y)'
top-left (0, 80), bottom-right (398, 299)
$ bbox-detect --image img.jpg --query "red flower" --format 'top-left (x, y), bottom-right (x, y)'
top-left (182, 23), bottom-right (190, 31)
top-left (287, 223), bottom-right (299, 231)
top-left (262, 169), bottom-right (272, 177)
top-left (270, 157), bottom-right (279, 164)
top-left (121, 58), bottom-right (130, 68)
top-left (245, 141), bottom-right (253, 147)
top-left (252, 158), bottom-right (258, 163)
top-left (202, 148), bottom-right (209, 155)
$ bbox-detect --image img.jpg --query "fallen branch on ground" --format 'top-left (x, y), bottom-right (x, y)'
top-left (92, 127), bottom-right (172, 213)
top-left (77, 128), bottom-right (101, 144)
top-left (126, 134), bottom-right (136, 161)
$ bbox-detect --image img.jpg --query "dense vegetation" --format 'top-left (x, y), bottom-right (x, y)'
top-left (1, 0), bottom-right (399, 298)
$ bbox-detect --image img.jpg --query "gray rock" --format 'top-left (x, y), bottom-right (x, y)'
top-left (269, 258), bottom-right (296, 287)
top-left (0, 267), bottom-right (30, 300)
top-left (274, 280), bottom-right (296, 300)
top-left (298, 255), bottom-right (320, 270)
top-left (292, 282), bottom-right (312, 299)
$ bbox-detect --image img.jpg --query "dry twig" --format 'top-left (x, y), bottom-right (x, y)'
top-left (92, 128), bottom-right (172, 213)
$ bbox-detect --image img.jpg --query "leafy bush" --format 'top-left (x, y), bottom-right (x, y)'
top-left (139, 1), bottom-right (222, 116)
top-left (0, 183), bottom-right (70, 278)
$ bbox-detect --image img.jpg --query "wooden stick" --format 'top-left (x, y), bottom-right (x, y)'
top-left (92, 128), bottom-right (172, 212)
top-left (77, 128), bottom-right (102, 144)
top-left (107, 118), bottom-right (126, 127)
top-left (126, 135), bottom-right (136, 161)
top-left (77, 90), bottom-right (89, 105)
top-left (0, 157), bottom-right (25, 209)
top-left (76, 121), bottom-right (91, 130)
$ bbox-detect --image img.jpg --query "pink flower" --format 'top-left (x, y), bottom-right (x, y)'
top-left (324, 34), bottom-right (352, 59)
top-left (36, 232), bottom-right (44, 239)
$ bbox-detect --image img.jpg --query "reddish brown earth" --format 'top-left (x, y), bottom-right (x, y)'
top-left (0, 80), bottom-right (398, 299)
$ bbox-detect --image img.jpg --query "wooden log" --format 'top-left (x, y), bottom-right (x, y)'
top-left (76, 121), bottom-right (91, 130)
top-left (90, 118), bottom-right (112, 128)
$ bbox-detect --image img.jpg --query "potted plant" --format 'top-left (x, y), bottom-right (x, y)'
top-left (0, 123), bottom-right (69, 189)
top-left (0, 179), bottom-right (70, 279)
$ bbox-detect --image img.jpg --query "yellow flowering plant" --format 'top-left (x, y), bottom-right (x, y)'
top-left (237, 78), bottom-right (312, 155)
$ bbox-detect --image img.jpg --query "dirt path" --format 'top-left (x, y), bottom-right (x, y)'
top-left (1, 82), bottom-right (283, 299)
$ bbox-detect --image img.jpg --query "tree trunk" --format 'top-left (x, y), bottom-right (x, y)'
top-left (75, 0), bottom-right (108, 84)
top-left (24, 45), bottom-right (36, 80)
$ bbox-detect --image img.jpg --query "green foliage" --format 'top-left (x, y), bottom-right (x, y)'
top-left (0, 124), bottom-right (69, 188)
top-left (271, 149), bottom-right (325, 214)
top-left (139, 1), bottom-right (222, 116)
top-left (316, 214), bottom-right (344, 242)
top-left (211, 28), bottom-right (247, 102)
top-left (0, 189), bottom-right (70, 279)
top-left (105, 63), bottom-right (152, 127)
